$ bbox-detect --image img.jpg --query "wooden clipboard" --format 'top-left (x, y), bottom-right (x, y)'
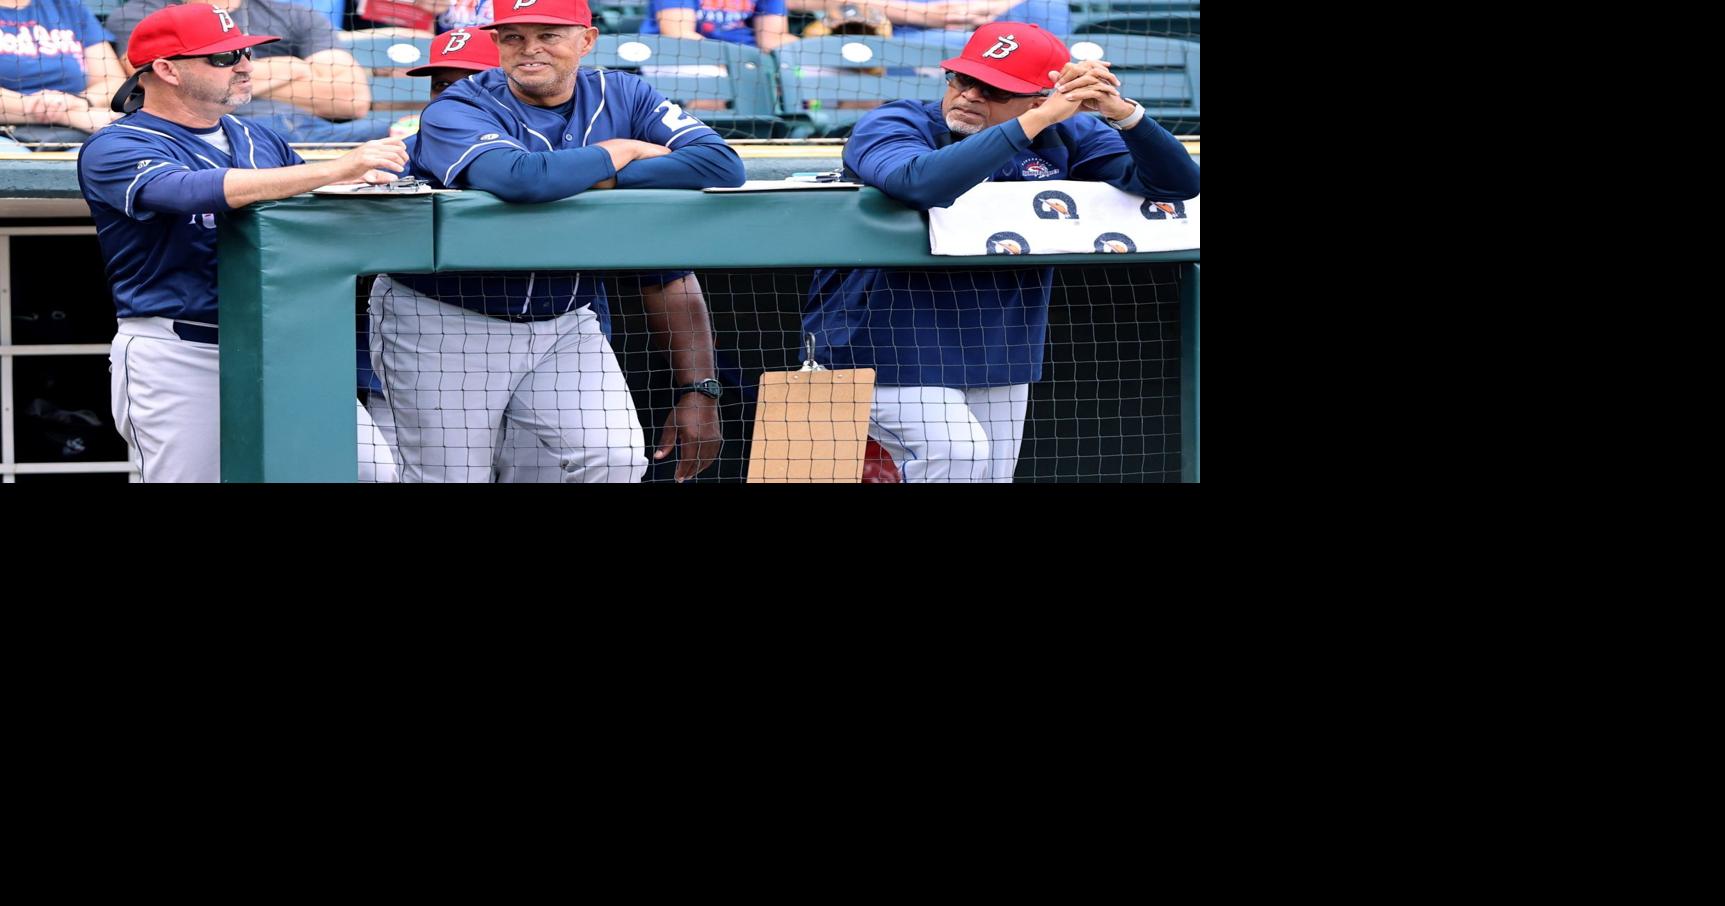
top-left (746, 369), bottom-right (876, 483)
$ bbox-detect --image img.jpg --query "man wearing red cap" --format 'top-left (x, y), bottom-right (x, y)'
top-left (368, 0), bottom-right (746, 483)
top-left (77, 2), bottom-right (410, 482)
top-left (363, 24), bottom-right (723, 484)
top-left (802, 22), bottom-right (1199, 483)
top-left (105, 0), bottom-right (382, 142)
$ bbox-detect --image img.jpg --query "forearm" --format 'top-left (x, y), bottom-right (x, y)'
top-left (612, 138), bottom-right (744, 189)
top-left (1109, 117), bottom-right (1201, 199)
top-left (80, 79), bottom-right (125, 112)
top-left (222, 159), bottom-right (356, 208)
top-left (462, 146), bottom-right (618, 202)
top-left (755, 16), bottom-right (793, 52)
top-left (643, 277), bottom-right (717, 382)
top-left (657, 9), bottom-right (704, 39)
top-left (0, 87), bottom-right (45, 123)
top-left (869, 1), bottom-right (956, 27)
top-left (866, 121), bottom-right (1028, 209)
top-left (81, 45), bottom-right (129, 113)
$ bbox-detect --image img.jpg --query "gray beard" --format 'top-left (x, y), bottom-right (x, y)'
top-left (944, 114), bottom-right (982, 135)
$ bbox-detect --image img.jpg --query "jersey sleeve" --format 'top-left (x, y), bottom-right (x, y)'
top-left (78, 129), bottom-right (216, 221)
top-left (411, 94), bottom-right (529, 187)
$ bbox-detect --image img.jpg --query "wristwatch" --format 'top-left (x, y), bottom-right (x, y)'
top-left (679, 378), bottom-right (723, 400)
top-left (1105, 100), bottom-right (1146, 131)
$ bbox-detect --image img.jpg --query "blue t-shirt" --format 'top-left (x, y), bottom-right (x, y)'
top-left (804, 99), bottom-right (1199, 387)
top-left (77, 111), bottom-right (303, 324)
top-left (891, 0), bottom-right (1071, 46)
top-left (640, 0), bottom-right (786, 47)
top-left (396, 66), bottom-right (741, 319)
top-left (0, 0), bottom-right (113, 95)
top-left (437, 0), bottom-right (494, 31)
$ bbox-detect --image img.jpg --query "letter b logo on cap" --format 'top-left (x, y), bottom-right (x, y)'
top-left (513, 0), bottom-right (537, 8)
top-left (982, 35), bottom-right (1019, 59)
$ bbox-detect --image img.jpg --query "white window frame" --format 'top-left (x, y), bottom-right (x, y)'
top-left (1, 226), bottom-right (137, 482)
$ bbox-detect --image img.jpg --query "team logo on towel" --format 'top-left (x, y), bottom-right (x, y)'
top-left (986, 231), bottom-right (1029, 255)
top-left (1094, 232), bottom-right (1136, 253)
top-left (1033, 190), bottom-right (1078, 219)
top-left (1141, 199), bottom-right (1188, 220)
top-left (1020, 157), bottom-right (1060, 179)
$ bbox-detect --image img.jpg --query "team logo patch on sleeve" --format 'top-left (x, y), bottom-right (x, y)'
top-left (480, 133), bottom-right (501, 141)
top-left (1094, 232), bottom-right (1136, 253)
top-left (986, 231), bottom-right (1029, 255)
top-left (1020, 157), bottom-right (1060, 178)
top-left (1033, 190), bottom-right (1078, 220)
top-left (1141, 199), bottom-right (1188, 220)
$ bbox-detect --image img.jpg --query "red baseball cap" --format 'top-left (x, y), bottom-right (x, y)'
top-left (124, 3), bottom-right (280, 68)
top-left (111, 4), bottom-right (279, 112)
top-left (406, 27), bottom-right (499, 76)
top-left (484, 0), bottom-right (593, 29)
top-left (941, 22), bottom-right (1071, 95)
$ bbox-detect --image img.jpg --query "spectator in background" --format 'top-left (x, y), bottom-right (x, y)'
top-left (432, 0), bottom-right (490, 30)
top-left (293, 0), bottom-right (346, 29)
top-left (642, 0), bottom-right (795, 52)
top-left (787, 0), bottom-right (1068, 47)
top-left (0, 0), bottom-right (127, 142)
top-left (375, 0), bottom-right (491, 32)
top-left (106, 0), bottom-right (385, 142)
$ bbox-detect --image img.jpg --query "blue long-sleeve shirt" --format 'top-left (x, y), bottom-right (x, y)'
top-left (805, 100), bottom-right (1199, 387)
top-left (393, 67), bottom-right (744, 319)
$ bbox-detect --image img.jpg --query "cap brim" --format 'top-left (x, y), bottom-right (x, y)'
top-left (941, 56), bottom-right (1048, 95)
top-left (404, 60), bottom-right (494, 76)
top-left (117, 34), bottom-right (282, 113)
top-left (481, 18), bottom-right (592, 28)
top-left (129, 32), bottom-right (281, 68)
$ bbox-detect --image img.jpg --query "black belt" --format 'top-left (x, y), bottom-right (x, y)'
top-left (172, 321), bottom-right (218, 344)
top-left (491, 309), bottom-right (572, 323)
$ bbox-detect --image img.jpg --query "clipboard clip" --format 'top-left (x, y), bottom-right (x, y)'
top-left (798, 333), bottom-right (827, 372)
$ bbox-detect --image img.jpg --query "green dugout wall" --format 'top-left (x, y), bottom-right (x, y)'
top-left (217, 189), bottom-right (1200, 482)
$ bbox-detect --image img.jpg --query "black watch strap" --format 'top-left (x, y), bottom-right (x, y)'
top-left (680, 378), bottom-right (723, 400)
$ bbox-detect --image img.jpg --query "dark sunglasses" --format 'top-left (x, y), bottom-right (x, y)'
top-left (168, 46), bottom-right (253, 67)
top-left (944, 70), bottom-right (1046, 103)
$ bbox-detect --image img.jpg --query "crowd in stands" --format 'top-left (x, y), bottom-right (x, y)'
top-left (3, 0), bottom-right (1190, 150)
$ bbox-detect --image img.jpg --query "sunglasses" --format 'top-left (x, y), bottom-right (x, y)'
top-left (168, 46), bottom-right (253, 68)
top-left (944, 70), bottom-right (1046, 103)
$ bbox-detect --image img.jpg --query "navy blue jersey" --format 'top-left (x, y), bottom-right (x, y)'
top-left (392, 66), bottom-right (742, 320)
top-left (77, 111), bottom-right (303, 325)
top-left (805, 100), bottom-right (1200, 387)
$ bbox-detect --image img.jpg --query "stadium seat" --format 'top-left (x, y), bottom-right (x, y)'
top-left (1066, 33), bottom-right (1198, 134)
top-left (339, 31), bottom-right (435, 114)
top-left (588, 33), bottom-right (784, 138)
top-left (1068, 1), bottom-right (1201, 41)
top-left (775, 35), bottom-right (951, 138)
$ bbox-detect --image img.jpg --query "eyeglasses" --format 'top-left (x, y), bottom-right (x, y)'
top-left (168, 46), bottom-right (253, 68)
top-left (944, 70), bottom-right (1046, 103)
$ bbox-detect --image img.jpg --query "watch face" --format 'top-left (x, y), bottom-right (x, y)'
top-left (689, 379), bottom-right (722, 399)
